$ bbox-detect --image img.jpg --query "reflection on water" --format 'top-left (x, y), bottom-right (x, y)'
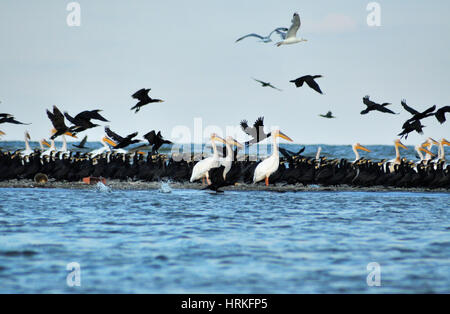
top-left (0, 187), bottom-right (448, 293)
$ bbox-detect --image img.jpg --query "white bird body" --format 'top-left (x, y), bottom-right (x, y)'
top-left (190, 134), bottom-right (226, 184)
top-left (42, 139), bottom-right (56, 157)
top-left (276, 13), bottom-right (307, 47)
top-left (20, 131), bottom-right (33, 157)
top-left (90, 137), bottom-right (112, 158)
top-left (253, 130), bottom-right (293, 185)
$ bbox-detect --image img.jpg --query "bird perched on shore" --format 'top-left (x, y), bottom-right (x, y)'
top-left (435, 106), bottom-right (450, 124)
top-left (360, 96), bottom-right (397, 115)
top-left (319, 111), bottom-right (335, 119)
top-left (0, 113), bottom-right (30, 125)
top-left (64, 109), bottom-right (109, 133)
top-left (104, 126), bottom-right (140, 149)
top-left (252, 78), bottom-right (282, 91)
top-left (144, 130), bottom-right (173, 154)
top-left (290, 75), bottom-right (323, 94)
top-left (236, 27), bottom-right (288, 43)
top-left (240, 116), bottom-right (271, 146)
top-left (72, 135), bottom-right (88, 149)
top-left (276, 13), bottom-right (307, 47)
top-left (46, 106), bottom-right (77, 139)
top-left (131, 88), bottom-right (164, 113)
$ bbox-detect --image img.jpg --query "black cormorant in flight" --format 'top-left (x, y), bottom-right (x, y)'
top-left (46, 106), bottom-right (77, 139)
top-left (0, 113), bottom-right (30, 125)
top-left (252, 78), bottom-right (282, 91)
top-left (319, 111), bottom-right (335, 119)
top-left (64, 109), bottom-right (109, 133)
top-left (290, 75), bottom-right (323, 94)
top-left (104, 126), bottom-right (141, 149)
top-left (240, 116), bottom-right (272, 147)
top-left (144, 130), bottom-right (173, 154)
top-left (361, 96), bottom-right (397, 115)
top-left (131, 88), bottom-right (164, 113)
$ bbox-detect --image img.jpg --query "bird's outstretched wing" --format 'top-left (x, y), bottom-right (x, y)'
top-left (144, 130), bottom-right (157, 145)
top-left (435, 106), bottom-right (450, 124)
top-left (64, 112), bottom-right (77, 125)
top-left (235, 33), bottom-right (264, 42)
top-left (132, 88), bottom-right (150, 100)
top-left (377, 105), bottom-right (397, 114)
top-left (240, 120), bottom-right (249, 132)
top-left (253, 116), bottom-right (264, 129)
top-left (75, 110), bottom-right (109, 122)
top-left (104, 126), bottom-right (124, 142)
top-left (421, 105), bottom-right (436, 117)
top-left (79, 135), bottom-right (88, 147)
top-left (269, 27), bottom-right (288, 39)
top-left (125, 131), bottom-right (138, 140)
top-left (47, 106), bottom-right (67, 129)
top-left (401, 99), bottom-right (419, 115)
top-left (286, 13), bottom-right (300, 39)
top-left (268, 84), bottom-right (282, 91)
top-left (305, 77), bottom-right (323, 94)
top-left (252, 78), bottom-right (266, 85)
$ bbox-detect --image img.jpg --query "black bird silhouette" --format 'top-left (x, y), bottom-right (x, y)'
top-left (290, 75), bottom-right (323, 94)
top-left (435, 106), bottom-right (450, 124)
top-left (252, 78), bottom-right (282, 91)
top-left (398, 120), bottom-right (425, 139)
top-left (401, 99), bottom-right (436, 124)
top-left (144, 130), bottom-right (173, 154)
top-left (131, 88), bottom-right (164, 113)
top-left (64, 109), bottom-right (109, 133)
top-left (72, 135), bottom-right (88, 149)
top-left (104, 126), bottom-right (140, 149)
top-left (0, 113), bottom-right (30, 125)
top-left (46, 106), bottom-right (77, 139)
top-left (319, 111), bottom-right (335, 119)
top-left (240, 116), bottom-right (272, 146)
top-left (361, 96), bottom-right (397, 115)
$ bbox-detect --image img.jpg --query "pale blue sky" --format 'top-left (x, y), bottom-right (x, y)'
top-left (0, 0), bottom-right (449, 144)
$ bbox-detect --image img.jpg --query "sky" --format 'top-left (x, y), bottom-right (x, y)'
top-left (0, 0), bottom-right (449, 145)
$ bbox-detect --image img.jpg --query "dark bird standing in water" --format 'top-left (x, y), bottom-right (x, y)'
top-left (131, 88), bottom-right (164, 113)
top-left (72, 135), bottom-right (88, 149)
top-left (144, 130), bottom-right (173, 154)
top-left (290, 75), bottom-right (323, 94)
top-left (319, 111), bottom-right (335, 119)
top-left (104, 126), bottom-right (141, 149)
top-left (252, 78), bottom-right (282, 91)
top-left (434, 106), bottom-right (450, 124)
top-left (64, 109), bottom-right (109, 133)
top-left (46, 106), bottom-right (77, 139)
top-left (360, 95), bottom-right (397, 115)
top-left (0, 113), bottom-right (30, 125)
top-left (240, 116), bottom-right (272, 147)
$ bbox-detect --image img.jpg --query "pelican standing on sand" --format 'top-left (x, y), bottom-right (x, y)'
top-left (253, 130), bottom-right (293, 186)
top-left (190, 134), bottom-right (226, 185)
top-left (276, 13), bottom-right (307, 47)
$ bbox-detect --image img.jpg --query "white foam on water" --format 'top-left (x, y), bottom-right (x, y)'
top-left (95, 181), bottom-right (111, 193)
top-left (159, 181), bottom-right (172, 193)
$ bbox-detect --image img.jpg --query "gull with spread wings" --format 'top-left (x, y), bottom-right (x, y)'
top-left (236, 27), bottom-right (288, 43)
top-left (276, 13), bottom-right (307, 47)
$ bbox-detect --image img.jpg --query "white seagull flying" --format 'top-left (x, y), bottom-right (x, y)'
top-left (276, 13), bottom-right (307, 47)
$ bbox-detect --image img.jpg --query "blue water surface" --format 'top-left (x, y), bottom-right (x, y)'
top-left (0, 187), bottom-right (449, 293)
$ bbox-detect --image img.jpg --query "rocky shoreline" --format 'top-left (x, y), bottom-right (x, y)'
top-left (0, 179), bottom-right (448, 193)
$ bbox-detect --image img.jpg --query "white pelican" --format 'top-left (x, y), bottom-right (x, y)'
top-left (352, 143), bottom-right (371, 163)
top-left (276, 13), bottom-right (307, 47)
top-left (41, 139), bottom-right (56, 157)
top-left (90, 137), bottom-right (113, 158)
top-left (190, 134), bottom-right (226, 185)
top-left (236, 27), bottom-right (288, 43)
top-left (414, 142), bottom-right (435, 163)
top-left (436, 138), bottom-right (450, 163)
top-left (384, 139), bottom-right (408, 172)
top-left (253, 130), bottom-right (293, 186)
top-left (423, 137), bottom-right (439, 163)
top-left (57, 135), bottom-right (70, 154)
top-left (20, 131), bottom-right (33, 157)
top-left (220, 137), bottom-right (243, 180)
top-left (0, 130), bottom-right (5, 137)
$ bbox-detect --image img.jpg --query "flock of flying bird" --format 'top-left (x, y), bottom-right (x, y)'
top-left (0, 12), bottom-right (449, 191)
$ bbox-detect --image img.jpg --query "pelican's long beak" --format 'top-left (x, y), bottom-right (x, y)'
top-left (103, 136), bottom-right (117, 147)
top-left (355, 143), bottom-right (371, 152)
top-left (397, 141), bottom-right (408, 150)
top-left (419, 146), bottom-right (434, 156)
top-left (277, 131), bottom-right (293, 142)
top-left (231, 138), bottom-right (244, 148)
top-left (51, 128), bottom-right (57, 135)
top-left (137, 151), bottom-right (146, 155)
top-left (213, 135), bottom-right (226, 144)
top-left (442, 138), bottom-right (450, 146)
top-left (64, 132), bottom-right (77, 139)
top-left (158, 100), bottom-right (165, 103)
top-left (0, 131), bottom-right (5, 136)
top-left (430, 138), bottom-right (439, 144)
top-left (41, 139), bottom-right (51, 148)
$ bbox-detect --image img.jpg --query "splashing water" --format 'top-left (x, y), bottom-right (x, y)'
top-left (159, 181), bottom-right (172, 193)
top-left (95, 181), bottom-right (111, 192)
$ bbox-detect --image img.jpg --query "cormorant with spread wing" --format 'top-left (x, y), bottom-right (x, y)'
top-left (46, 106), bottom-right (77, 139)
top-left (401, 99), bottom-right (436, 124)
top-left (64, 109), bottom-right (109, 133)
top-left (290, 75), bottom-right (323, 94)
top-left (252, 78), bottom-right (282, 91)
top-left (131, 88), bottom-right (164, 113)
top-left (240, 116), bottom-right (272, 147)
top-left (0, 113), bottom-right (30, 125)
top-left (144, 130), bottom-right (173, 154)
top-left (104, 126), bottom-right (140, 149)
top-left (398, 120), bottom-right (426, 139)
top-left (361, 96), bottom-right (397, 115)
top-left (72, 135), bottom-right (88, 149)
